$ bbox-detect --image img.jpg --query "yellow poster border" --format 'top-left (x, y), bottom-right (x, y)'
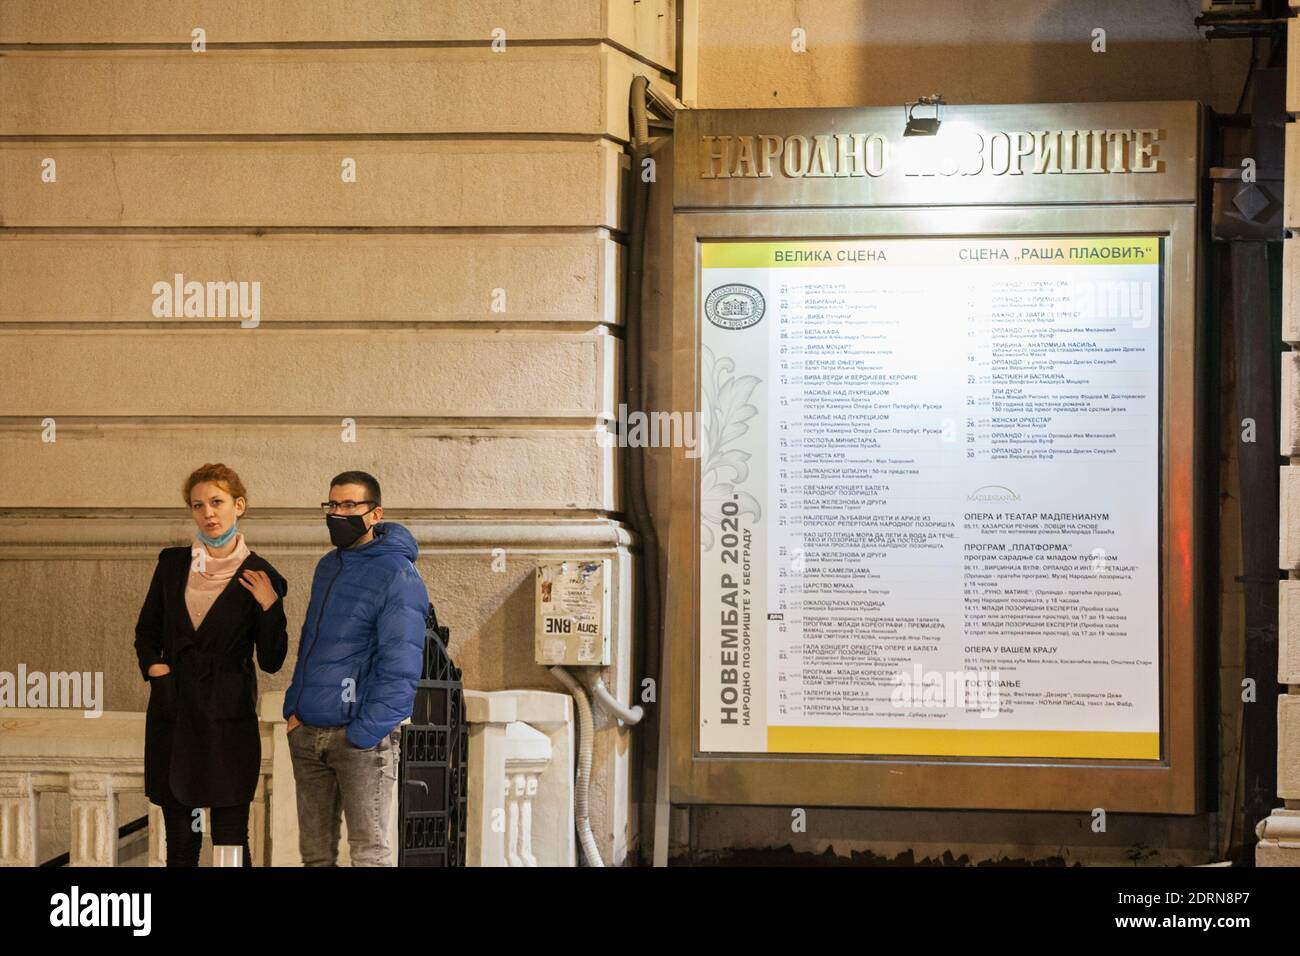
top-left (702, 236), bottom-right (1161, 269)
top-left (767, 726), bottom-right (1160, 759)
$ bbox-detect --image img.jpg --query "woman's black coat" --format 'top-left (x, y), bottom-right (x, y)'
top-left (134, 545), bottom-right (289, 808)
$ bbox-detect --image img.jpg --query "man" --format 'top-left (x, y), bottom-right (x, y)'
top-left (284, 470), bottom-right (428, 866)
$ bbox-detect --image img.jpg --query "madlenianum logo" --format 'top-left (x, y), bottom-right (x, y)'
top-left (967, 485), bottom-right (1022, 503)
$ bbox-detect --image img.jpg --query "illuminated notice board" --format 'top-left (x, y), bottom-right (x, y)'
top-left (696, 236), bottom-right (1163, 760)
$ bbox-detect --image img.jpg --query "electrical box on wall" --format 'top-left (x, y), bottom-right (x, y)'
top-left (534, 559), bottom-right (611, 666)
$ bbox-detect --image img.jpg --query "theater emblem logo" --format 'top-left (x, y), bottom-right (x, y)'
top-left (705, 284), bottom-right (765, 330)
top-left (967, 485), bottom-right (1021, 503)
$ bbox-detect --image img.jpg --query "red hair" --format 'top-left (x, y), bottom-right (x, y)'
top-left (182, 463), bottom-right (248, 505)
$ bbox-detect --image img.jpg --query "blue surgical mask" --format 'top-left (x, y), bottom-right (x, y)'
top-left (197, 521), bottom-right (238, 548)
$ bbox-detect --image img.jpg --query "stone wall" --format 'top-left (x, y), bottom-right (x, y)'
top-left (1256, 1), bottom-right (1300, 867)
top-left (0, 0), bottom-right (678, 866)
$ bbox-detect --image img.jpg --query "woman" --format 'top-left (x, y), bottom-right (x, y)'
top-left (134, 463), bottom-right (288, 866)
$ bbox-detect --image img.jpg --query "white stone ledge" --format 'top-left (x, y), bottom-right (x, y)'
top-left (466, 688), bottom-right (574, 727)
top-left (0, 708), bottom-right (271, 766)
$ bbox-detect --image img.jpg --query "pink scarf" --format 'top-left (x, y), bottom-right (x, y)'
top-left (186, 533), bottom-right (251, 630)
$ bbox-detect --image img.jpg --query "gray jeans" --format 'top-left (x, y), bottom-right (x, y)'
top-left (287, 723), bottom-right (400, 866)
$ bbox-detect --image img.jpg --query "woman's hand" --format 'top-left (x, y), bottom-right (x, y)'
top-left (147, 663), bottom-right (171, 677)
top-left (239, 568), bottom-right (279, 611)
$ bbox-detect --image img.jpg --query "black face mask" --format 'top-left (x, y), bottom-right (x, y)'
top-left (326, 513), bottom-right (370, 549)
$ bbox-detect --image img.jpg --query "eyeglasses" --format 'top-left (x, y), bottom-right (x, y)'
top-left (321, 500), bottom-right (377, 516)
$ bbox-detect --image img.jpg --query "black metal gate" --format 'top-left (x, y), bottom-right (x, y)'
top-left (397, 604), bottom-right (468, 866)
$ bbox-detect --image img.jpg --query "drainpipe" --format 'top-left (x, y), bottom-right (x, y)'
top-left (625, 73), bottom-right (681, 869)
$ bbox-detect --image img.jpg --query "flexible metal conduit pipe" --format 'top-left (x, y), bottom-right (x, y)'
top-left (550, 666), bottom-right (604, 867)
top-left (592, 676), bottom-right (644, 725)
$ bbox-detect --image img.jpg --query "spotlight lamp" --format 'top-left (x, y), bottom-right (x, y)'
top-left (904, 94), bottom-right (945, 136)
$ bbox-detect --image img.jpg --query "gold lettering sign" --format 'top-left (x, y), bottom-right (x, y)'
top-left (699, 128), bottom-right (1163, 179)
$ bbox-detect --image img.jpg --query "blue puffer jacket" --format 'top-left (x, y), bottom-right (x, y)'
top-left (284, 522), bottom-right (428, 748)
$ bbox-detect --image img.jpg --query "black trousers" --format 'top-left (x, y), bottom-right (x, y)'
top-left (158, 789), bottom-right (252, 867)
